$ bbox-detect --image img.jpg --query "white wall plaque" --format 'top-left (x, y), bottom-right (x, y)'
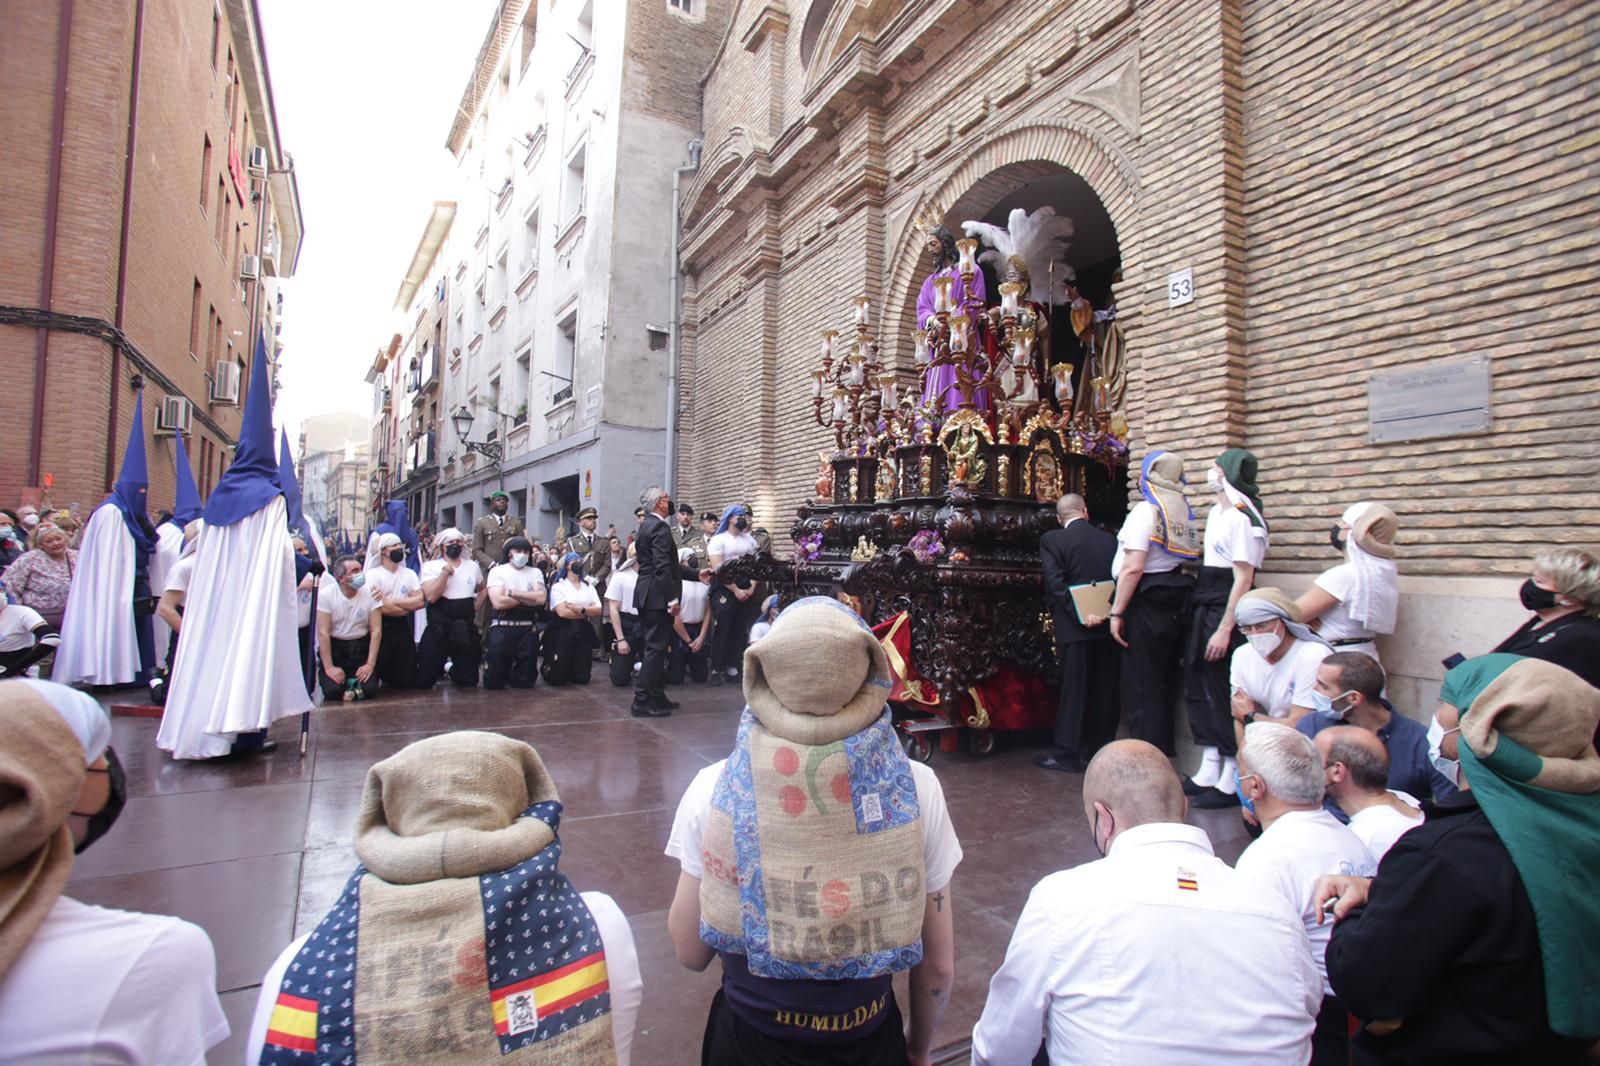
top-left (1367, 356), bottom-right (1492, 444)
top-left (583, 385), bottom-right (600, 425)
top-left (1167, 268), bottom-right (1194, 308)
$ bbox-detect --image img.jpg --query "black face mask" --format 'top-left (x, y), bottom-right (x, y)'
top-left (444, 543), bottom-right (463, 559)
top-left (569, 562), bottom-right (585, 578)
top-left (734, 519), bottom-right (749, 533)
top-left (1520, 578), bottom-right (1560, 612)
top-left (388, 548), bottom-right (406, 564)
top-left (73, 747), bottom-right (127, 854)
top-left (1329, 524), bottom-right (1346, 553)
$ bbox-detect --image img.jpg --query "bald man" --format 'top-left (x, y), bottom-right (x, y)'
top-left (972, 740), bottom-right (1320, 1065)
top-left (1315, 726), bottom-right (1423, 860)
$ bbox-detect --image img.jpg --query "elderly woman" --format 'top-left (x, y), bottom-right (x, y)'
top-left (2, 525), bottom-right (79, 634)
top-left (1296, 502), bottom-right (1399, 665)
top-left (1490, 547), bottom-right (1600, 689)
top-left (542, 551), bottom-right (602, 686)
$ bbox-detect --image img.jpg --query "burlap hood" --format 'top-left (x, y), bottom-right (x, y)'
top-left (1461, 658), bottom-right (1600, 794)
top-left (355, 731), bottom-right (562, 884)
top-left (1345, 501), bottom-right (1399, 560)
top-left (742, 597), bottom-right (892, 745)
top-left (0, 684), bottom-right (86, 978)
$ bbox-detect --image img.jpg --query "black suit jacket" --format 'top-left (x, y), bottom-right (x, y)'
top-left (1039, 519), bottom-right (1117, 644)
top-left (633, 513), bottom-right (699, 612)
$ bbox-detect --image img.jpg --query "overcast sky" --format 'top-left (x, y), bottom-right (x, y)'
top-left (258, 0), bottom-right (500, 451)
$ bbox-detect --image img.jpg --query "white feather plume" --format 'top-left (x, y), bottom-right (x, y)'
top-left (961, 206), bottom-right (1076, 304)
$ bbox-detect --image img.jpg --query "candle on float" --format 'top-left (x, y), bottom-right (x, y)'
top-left (933, 274), bottom-right (954, 314)
top-left (852, 295), bottom-right (871, 326)
top-left (848, 354), bottom-right (866, 387)
top-left (913, 329), bottom-right (930, 365)
top-left (1014, 324), bottom-right (1036, 360)
top-left (831, 388), bottom-right (849, 424)
top-left (1052, 362), bottom-right (1075, 400)
top-left (999, 281), bottom-right (1024, 318)
top-left (810, 369), bottom-right (825, 399)
top-left (955, 238), bottom-right (979, 276)
top-left (949, 315), bottom-right (970, 354)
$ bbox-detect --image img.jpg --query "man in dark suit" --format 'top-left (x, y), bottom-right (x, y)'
top-left (632, 485), bottom-right (708, 718)
top-left (1037, 493), bottom-right (1121, 772)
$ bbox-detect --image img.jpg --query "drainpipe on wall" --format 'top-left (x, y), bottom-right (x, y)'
top-left (106, 0), bottom-right (148, 489)
top-left (664, 138), bottom-right (702, 497)
top-left (29, 0), bottom-right (75, 488)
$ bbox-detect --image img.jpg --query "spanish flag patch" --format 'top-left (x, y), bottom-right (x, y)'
top-left (490, 950), bottom-right (609, 1038)
top-left (1177, 867), bottom-right (1199, 892)
top-left (264, 991), bottom-right (319, 1053)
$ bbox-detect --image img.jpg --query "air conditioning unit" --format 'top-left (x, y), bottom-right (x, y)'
top-left (155, 395), bottom-right (193, 436)
top-left (240, 254), bottom-right (260, 281)
top-left (211, 360), bottom-right (242, 406)
top-left (248, 145), bottom-right (269, 175)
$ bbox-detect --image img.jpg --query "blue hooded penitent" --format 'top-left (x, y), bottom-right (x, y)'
top-left (205, 332), bottom-right (283, 527)
top-left (276, 428), bottom-right (315, 548)
top-left (107, 388), bottom-right (156, 553)
top-left (170, 428), bottom-right (203, 525)
top-left (374, 500), bottom-right (420, 573)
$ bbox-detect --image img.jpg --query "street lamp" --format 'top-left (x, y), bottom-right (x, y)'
top-left (451, 404), bottom-right (503, 463)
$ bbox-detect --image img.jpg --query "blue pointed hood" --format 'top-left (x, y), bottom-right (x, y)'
top-left (170, 429), bottom-right (203, 525)
top-left (277, 429), bottom-right (306, 532)
top-left (374, 499), bottom-right (420, 573)
top-left (204, 332), bottom-right (283, 527)
top-left (106, 388), bottom-right (156, 552)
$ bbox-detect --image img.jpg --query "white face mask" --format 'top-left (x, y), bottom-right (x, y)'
top-left (1427, 717), bottom-right (1461, 788)
top-left (509, 553), bottom-right (529, 570)
top-left (1246, 630), bottom-right (1283, 658)
top-left (1206, 468), bottom-right (1223, 492)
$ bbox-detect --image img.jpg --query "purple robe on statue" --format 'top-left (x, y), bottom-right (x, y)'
top-left (917, 267), bottom-right (989, 413)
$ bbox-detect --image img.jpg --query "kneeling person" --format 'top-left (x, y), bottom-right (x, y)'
top-left (317, 557), bottom-right (382, 701)
top-left (665, 597), bottom-right (960, 1065)
top-left (484, 537), bottom-right (545, 690)
top-left (415, 527), bottom-right (485, 688)
top-left (365, 533), bottom-right (424, 690)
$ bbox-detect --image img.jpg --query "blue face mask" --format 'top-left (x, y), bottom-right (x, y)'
top-left (349, 572), bottom-right (366, 589)
top-left (1310, 689), bottom-right (1357, 720)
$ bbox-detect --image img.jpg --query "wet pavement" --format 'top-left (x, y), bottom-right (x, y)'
top-left (73, 678), bottom-right (1251, 1065)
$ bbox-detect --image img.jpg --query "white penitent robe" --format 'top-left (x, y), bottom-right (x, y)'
top-left (54, 502), bottom-right (140, 686)
top-left (150, 521), bottom-right (185, 662)
top-left (157, 497), bottom-right (311, 759)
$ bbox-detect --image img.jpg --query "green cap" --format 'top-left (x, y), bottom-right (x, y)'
top-left (489, 490), bottom-right (509, 500)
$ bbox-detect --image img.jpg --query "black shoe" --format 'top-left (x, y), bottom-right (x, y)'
top-left (630, 702), bottom-right (670, 718)
top-left (1191, 787), bottom-right (1242, 809)
top-left (1033, 752), bottom-right (1090, 773)
top-left (1182, 775), bottom-right (1211, 797)
top-left (654, 696), bottom-right (680, 711)
top-left (710, 672), bottom-right (723, 686)
top-left (148, 676), bottom-right (167, 707)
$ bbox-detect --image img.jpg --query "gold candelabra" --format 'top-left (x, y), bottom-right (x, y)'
top-left (809, 296), bottom-right (901, 454)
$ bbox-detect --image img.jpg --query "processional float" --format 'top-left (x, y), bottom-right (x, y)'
top-left (721, 208), bottom-right (1129, 757)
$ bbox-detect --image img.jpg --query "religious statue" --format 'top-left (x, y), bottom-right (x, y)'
top-left (814, 451), bottom-right (834, 502)
top-left (946, 422), bottom-right (988, 489)
top-left (916, 222), bottom-right (988, 413)
top-left (876, 456), bottom-right (897, 502)
top-left (1032, 449), bottom-right (1061, 502)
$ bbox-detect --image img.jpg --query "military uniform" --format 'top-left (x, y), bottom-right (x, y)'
top-left (472, 501), bottom-right (525, 637)
top-left (673, 521), bottom-right (707, 560)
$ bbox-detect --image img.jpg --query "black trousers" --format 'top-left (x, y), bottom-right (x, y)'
top-left (1120, 573), bottom-right (1193, 756)
top-left (541, 618), bottom-right (594, 686)
top-left (1053, 636), bottom-right (1122, 758)
top-left (132, 572), bottom-right (157, 685)
top-left (318, 635), bottom-right (376, 700)
top-left (297, 624), bottom-right (315, 697)
top-left (700, 988), bottom-right (907, 1066)
top-left (1184, 571), bottom-right (1242, 755)
top-left (634, 606), bottom-right (672, 705)
top-left (375, 614), bottom-right (417, 690)
top-left (709, 587), bottom-right (750, 673)
top-left (416, 598), bottom-right (481, 688)
top-left (1312, 995), bottom-right (1349, 1066)
top-left (0, 641), bottom-right (54, 679)
top-left (485, 623), bottom-right (539, 689)
top-left (609, 615), bottom-right (638, 687)
top-left (668, 617), bottom-right (711, 684)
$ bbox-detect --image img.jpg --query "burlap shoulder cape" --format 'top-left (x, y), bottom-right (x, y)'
top-left (259, 800), bottom-right (615, 1066)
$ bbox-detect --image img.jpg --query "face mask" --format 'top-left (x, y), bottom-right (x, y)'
top-left (1427, 717), bottom-right (1461, 788)
top-left (734, 519), bottom-right (749, 532)
top-left (0, 526), bottom-right (12, 540)
top-left (1519, 578), bottom-right (1559, 612)
top-left (22, 514), bottom-right (39, 528)
top-left (1206, 468), bottom-right (1222, 491)
top-left (387, 549), bottom-right (406, 564)
top-left (1329, 524), bottom-right (1347, 552)
top-left (569, 562), bottom-right (585, 577)
top-left (73, 748), bottom-right (127, 854)
top-left (1237, 773), bottom-right (1258, 818)
top-left (1311, 689), bottom-right (1357, 720)
top-left (510, 553), bottom-right (529, 570)
top-left (349, 572), bottom-right (366, 589)
top-left (444, 543), bottom-right (463, 559)
top-left (1246, 630), bottom-right (1283, 658)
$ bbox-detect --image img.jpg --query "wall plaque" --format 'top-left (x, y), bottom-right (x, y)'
top-left (1367, 356), bottom-right (1491, 444)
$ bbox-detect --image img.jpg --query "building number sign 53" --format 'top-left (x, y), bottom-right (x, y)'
top-left (1167, 268), bottom-right (1195, 308)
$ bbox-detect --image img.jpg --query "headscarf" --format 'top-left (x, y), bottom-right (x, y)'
top-left (1448, 656), bottom-right (1600, 1038)
top-left (1138, 451), bottom-right (1201, 558)
top-left (556, 551), bottom-right (583, 581)
top-left (375, 500), bottom-right (421, 573)
top-left (1215, 448), bottom-right (1267, 533)
top-left (1339, 502), bottom-right (1399, 634)
top-left (500, 536), bottom-right (531, 565)
top-left (1234, 588), bottom-right (1331, 650)
top-left (0, 682), bottom-right (95, 978)
top-left (434, 526), bottom-right (466, 548)
top-left (713, 503), bottom-right (749, 537)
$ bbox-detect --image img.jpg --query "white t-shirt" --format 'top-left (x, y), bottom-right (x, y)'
top-left (486, 562), bottom-right (546, 601)
top-left (678, 579), bottom-right (709, 626)
top-left (707, 531), bottom-right (758, 564)
top-left (605, 567), bottom-right (638, 615)
top-left (1311, 563), bottom-right (1379, 647)
top-left (748, 620), bottom-right (773, 643)
top-left (0, 896), bottom-right (229, 1066)
top-left (421, 557), bottom-right (483, 601)
top-left (316, 576), bottom-right (379, 641)
top-left (1235, 809), bottom-right (1377, 995)
top-left (245, 891), bottom-right (641, 1066)
top-left (364, 564), bottom-right (422, 608)
top-left (1112, 501), bottom-right (1189, 579)
top-left (666, 758), bottom-right (963, 894)
top-left (550, 577), bottom-right (601, 613)
top-left (0, 604), bottom-right (47, 652)
top-left (1229, 637), bottom-right (1328, 717)
top-left (1202, 503), bottom-right (1266, 569)
top-left (162, 555), bottom-right (196, 596)
top-left (1347, 801), bottom-right (1425, 861)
